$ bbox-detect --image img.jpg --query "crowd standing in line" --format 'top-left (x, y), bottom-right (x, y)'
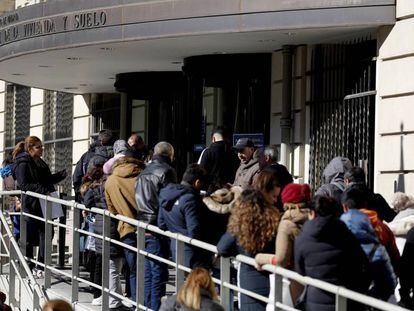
top-left (1, 127), bottom-right (414, 311)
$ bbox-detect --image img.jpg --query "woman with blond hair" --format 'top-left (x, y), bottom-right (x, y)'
top-left (217, 189), bottom-right (280, 311)
top-left (12, 136), bottom-right (67, 278)
top-left (160, 268), bottom-right (224, 311)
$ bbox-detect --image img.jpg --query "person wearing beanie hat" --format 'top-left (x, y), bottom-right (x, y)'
top-left (255, 183), bottom-right (311, 308)
top-left (103, 140), bottom-right (130, 175)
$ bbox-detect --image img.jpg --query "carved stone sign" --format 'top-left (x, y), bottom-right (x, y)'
top-left (0, 10), bottom-right (108, 46)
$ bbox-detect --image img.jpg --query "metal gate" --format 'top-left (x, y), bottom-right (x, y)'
top-left (309, 40), bottom-right (376, 191)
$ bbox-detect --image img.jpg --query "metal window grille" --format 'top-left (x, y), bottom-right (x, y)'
top-left (5, 84), bottom-right (31, 149)
top-left (43, 91), bottom-right (73, 194)
top-left (309, 39), bottom-right (376, 191)
top-left (90, 93), bottom-right (120, 137)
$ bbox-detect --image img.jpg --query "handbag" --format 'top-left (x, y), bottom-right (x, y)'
top-left (294, 285), bottom-right (307, 310)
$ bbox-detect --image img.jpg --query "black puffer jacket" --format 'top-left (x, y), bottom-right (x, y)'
top-left (218, 232), bottom-right (275, 311)
top-left (12, 152), bottom-right (64, 217)
top-left (73, 144), bottom-right (113, 199)
top-left (73, 143), bottom-right (96, 197)
top-left (135, 155), bottom-right (177, 225)
top-left (294, 215), bottom-right (370, 311)
top-left (83, 182), bottom-right (122, 258)
top-left (158, 182), bottom-right (212, 268)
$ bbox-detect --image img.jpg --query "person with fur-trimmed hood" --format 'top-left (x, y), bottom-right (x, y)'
top-left (105, 152), bottom-right (145, 303)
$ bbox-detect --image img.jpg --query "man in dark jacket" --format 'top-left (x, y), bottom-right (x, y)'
top-left (294, 196), bottom-right (370, 311)
top-left (158, 164), bottom-right (211, 269)
top-left (344, 166), bottom-right (397, 222)
top-left (198, 127), bottom-right (238, 194)
top-left (72, 129), bottom-right (114, 202)
top-left (135, 141), bottom-right (177, 310)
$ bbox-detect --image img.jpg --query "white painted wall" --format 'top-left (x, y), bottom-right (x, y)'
top-left (375, 0), bottom-right (414, 201)
top-left (72, 94), bottom-right (90, 164)
top-left (30, 88), bottom-right (43, 138)
top-left (0, 81), bottom-right (5, 173)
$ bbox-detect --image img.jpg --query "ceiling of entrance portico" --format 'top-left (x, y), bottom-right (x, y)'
top-left (1, 26), bottom-right (376, 94)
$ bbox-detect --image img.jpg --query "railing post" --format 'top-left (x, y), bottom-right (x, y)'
top-left (58, 204), bottom-right (67, 268)
top-left (9, 245), bottom-right (16, 308)
top-left (0, 196), bottom-right (5, 275)
top-left (273, 274), bottom-right (283, 311)
top-left (19, 193), bottom-right (26, 257)
top-left (175, 237), bottom-right (185, 292)
top-left (335, 294), bottom-right (347, 311)
top-left (220, 256), bottom-right (231, 310)
top-left (44, 198), bottom-right (53, 289)
top-left (33, 284), bottom-right (39, 311)
top-left (102, 211), bottom-right (111, 311)
top-left (136, 226), bottom-right (146, 309)
top-left (19, 192), bottom-right (27, 282)
top-left (71, 204), bottom-right (80, 304)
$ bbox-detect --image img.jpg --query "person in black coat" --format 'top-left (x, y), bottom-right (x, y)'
top-left (12, 136), bottom-right (67, 275)
top-left (72, 129), bottom-right (114, 202)
top-left (399, 227), bottom-right (414, 309)
top-left (82, 160), bottom-right (125, 308)
top-left (217, 189), bottom-right (280, 311)
top-left (158, 164), bottom-right (212, 269)
top-left (198, 127), bottom-right (239, 194)
top-left (344, 167), bottom-right (397, 222)
top-left (294, 196), bottom-right (370, 311)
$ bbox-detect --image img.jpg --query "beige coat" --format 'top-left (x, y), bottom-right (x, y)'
top-left (233, 157), bottom-right (260, 189)
top-left (255, 204), bottom-right (309, 304)
top-left (275, 204), bottom-right (309, 268)
top-left (105, 157), bottom-right (144, 238)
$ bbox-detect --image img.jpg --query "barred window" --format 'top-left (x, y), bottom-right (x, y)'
top-left (90, 93), bottom-right (120, 137)
top-left (43, 91), bottom-right (73, 194)
top-left (5, 84), bottom-right (31, 150)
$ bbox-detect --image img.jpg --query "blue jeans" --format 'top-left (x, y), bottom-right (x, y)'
top-left (122, 233), bottom-right (137, 302)
top-left (144, 236), bottom-right (169, 310)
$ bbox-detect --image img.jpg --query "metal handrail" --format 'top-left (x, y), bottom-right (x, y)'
top-left (0, 211), bottom-right (48, 310)
top-left (0, 190), bottom-right (409, 311)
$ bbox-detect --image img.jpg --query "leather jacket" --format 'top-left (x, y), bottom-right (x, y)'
top-left (135, 155), bottom-right (177, 225)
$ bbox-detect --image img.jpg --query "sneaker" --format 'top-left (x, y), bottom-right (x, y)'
top-left (32, 268), bottom-right (44, 279)
top-left (92, 296), bottom-right (102, 306)
top-left (35, 269), bottom-right (44, 278)
top-left (121, 300), bottom-right (133, 308)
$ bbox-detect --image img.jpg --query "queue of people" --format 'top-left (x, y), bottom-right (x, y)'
top-left (1, 127), bottom-right (414, 311)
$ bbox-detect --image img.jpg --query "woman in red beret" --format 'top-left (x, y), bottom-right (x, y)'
top-left (254, 183), bottom-right (311, 308)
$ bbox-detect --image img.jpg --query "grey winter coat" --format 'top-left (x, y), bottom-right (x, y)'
top-left (315, 156), bottom-right (352, 204)
top-left (233, 155), bottom-right (260, 189)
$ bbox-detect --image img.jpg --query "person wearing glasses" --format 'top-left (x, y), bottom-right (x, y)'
top-left (12, 136), bottom-right (67, 278)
